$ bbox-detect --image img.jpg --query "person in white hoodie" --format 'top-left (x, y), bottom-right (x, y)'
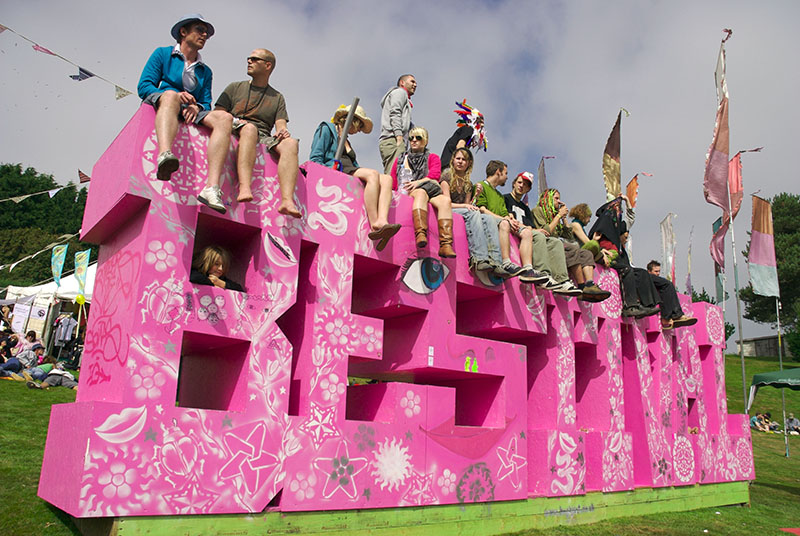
top-left (378, 74), bottom-right (416, 173)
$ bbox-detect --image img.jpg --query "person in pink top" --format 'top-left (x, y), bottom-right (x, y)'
top-left (390, 126), bottom-right (455, 258)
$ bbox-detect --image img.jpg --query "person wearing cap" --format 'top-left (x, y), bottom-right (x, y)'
top-left (309, 104), bottom-right (400, 251)
top-left (532, 188), bottom-right (610, 301)
top-left (214, 49), bottom-right (301, 218)
top-left (378, 74), bottom-right (416, 174)
top-left (501, 173), bottom-right (582, 295)
top-left (0, 341), bottom-right (43, 377)
top-left (137, 14), bottom-right (233, 211)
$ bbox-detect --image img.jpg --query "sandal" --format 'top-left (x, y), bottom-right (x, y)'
top-left (369, 224), bottom-right (402, 252)
top-left (661, 319), bottom-right (674, 330)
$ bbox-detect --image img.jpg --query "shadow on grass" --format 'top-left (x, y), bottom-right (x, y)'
top-left (753, 481), bottom-right (800, 497)
top-left (45, 502), bottom-right (82, 536)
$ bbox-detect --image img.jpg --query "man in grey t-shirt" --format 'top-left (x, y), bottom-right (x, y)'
top-left (378, 74), bottom-right (416, 174)
top-left (212, 48), bottom-right (300, 218)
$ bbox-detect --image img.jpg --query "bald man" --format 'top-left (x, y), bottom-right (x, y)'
top-left (214, 48), bottom-right (300, 218)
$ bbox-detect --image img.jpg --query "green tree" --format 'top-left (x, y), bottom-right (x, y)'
top-left (0, 163), bottom-right (97, 288)
top-left (739, 192), bottom-right (800, 330)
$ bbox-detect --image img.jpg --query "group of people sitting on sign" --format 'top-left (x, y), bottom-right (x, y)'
top-left (143, 14), bottom-right (695, 330)
top-left (0, 317), bottom-right (78, 390)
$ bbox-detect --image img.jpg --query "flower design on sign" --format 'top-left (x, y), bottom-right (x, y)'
top-left (437, 469), bottom-right (457, 495)
top-left (672, 436), bottom-right (695, 483)
top-left (130, 364), bottom-right (167, 401)
top-left (319, 373), bottom-right (346, 404)
top-left (400, 390), bottom-right (421, 419)
top-left (98, 461), bottom-right (137, 499)
top-left (706, 306), bottom-right (724, 346)
top-left (144, 240), bottom-right (178, 273)
top-left (289, 471), bottom-right (318, 501)
top-left (312, 441), bottom-right (368, 500)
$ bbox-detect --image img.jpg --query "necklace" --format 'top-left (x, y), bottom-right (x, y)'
top-left (243, 82), bottom-right (269, 117)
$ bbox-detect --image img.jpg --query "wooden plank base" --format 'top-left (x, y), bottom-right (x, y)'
top-left (73, 481), bottom-right (750, 536)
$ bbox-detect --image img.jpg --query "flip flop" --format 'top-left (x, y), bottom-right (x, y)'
top-left (661, 319), bottom-right (674, 330)
top-left (371, 224), bottom-right (402, 252)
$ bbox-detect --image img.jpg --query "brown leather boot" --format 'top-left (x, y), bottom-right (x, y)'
top-left (412, 208), bottom-right (428, 248)
top-left (437, 218), bottom-right (456, 258)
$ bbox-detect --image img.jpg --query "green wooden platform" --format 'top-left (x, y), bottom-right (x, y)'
top-left (73, 481), bottom-right (750, 536)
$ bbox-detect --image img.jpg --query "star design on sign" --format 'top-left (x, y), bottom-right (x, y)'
top-left (300, 402), bottom-right (340, 448)
top-left (402, 470), bottom-right (436, 505)
top-left (163, 341), bottom-right (177, 354)
top-left (520, 431), bottom-right (526, 439)
top-left (218, 421), bottom-right (279, 495)
top-left (162, 475), bottom-right (219, 514)
top-left (363, 488), bottom-right (371, 500)
top-left (155, 404), bottom-right (164, 414)
top-left (144, 427), bottom-right (157, 442)
top-left (496, 435), bottom-right (527, 489)
top-left (177, 233), bottom-right (190, 245)
top-left (405, 431), bottom-right (413, 441)
top-left (249, 393), bottom-right (257, 401)
top-left (279, 386), bottom-right (287, 395)
top-left (222, 416), bottom-right (233, 428)
top-left (312, 441), bottom-right (368, 500)
top-left (261, 265), bottom-right (273, 278)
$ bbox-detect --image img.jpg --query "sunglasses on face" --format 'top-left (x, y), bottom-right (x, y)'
top-left (192, 25), bottom-right (209, 35)
top-left (410, 136), bottom-right (425, 141)
top-left (247, 56), bottom-right (268, 63)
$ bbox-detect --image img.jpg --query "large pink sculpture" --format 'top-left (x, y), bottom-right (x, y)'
top-left (38, 106), bottom-right (753, 519)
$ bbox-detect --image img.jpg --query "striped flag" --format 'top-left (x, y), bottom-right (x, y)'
top-left (603, 112), bottom-right (621, 200)
top-left (749, 196), bottom-right (779, 297)
top-left (78, 169), bottom-right (91, 183)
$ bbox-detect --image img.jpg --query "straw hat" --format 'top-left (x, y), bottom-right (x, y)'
top-left (332, 104), bottom-right (373, 134)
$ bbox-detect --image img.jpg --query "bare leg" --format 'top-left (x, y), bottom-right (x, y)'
top-left (274, 138), bottom-right (301, 218)
top-left (411, 188), bottom-right (429, 211)
top-left (498, 219), bottom-right (511, 260)
top-left (201, 110), bottom-right (233, 189)
top-left (518, 228), bottom-right (533, 266)
top-left (354, 168), bottom-right (382, 229)
top-left (236, 122), bottom-right (259, 201)
top-left (570, 265), bottom-right (585, 284)
top-left (429, 194), bottom-right (453, 220)
top-left (377, 173), bottom-right (393, 226)
top-left (154, 90), bottom-right (181, 154)
top-left (583, 265), bottom-right (594, 283)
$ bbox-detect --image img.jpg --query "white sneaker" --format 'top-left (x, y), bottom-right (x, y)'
top-left (197, 185), bottom-right (226, 214)
top-left (156, 150), bottom-right (179, 181)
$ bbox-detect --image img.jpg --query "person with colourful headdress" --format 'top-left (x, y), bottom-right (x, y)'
top-left (532, 189), bottom-right (610, 301)
top-left (310, 104), bottom-right (401, 251)
top-left (440, 99), bottom-right (488, 171)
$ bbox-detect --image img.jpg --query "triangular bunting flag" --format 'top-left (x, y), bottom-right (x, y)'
top-left (11, 194), bottom-right (31, 203)
top-left (78, 169), bottom-right (91, 183)
top-left (48, 188), bottom-right (60, 198)
top-left (0, 23), bottom-right (8, 34)
top-left (32, 43), bottom-right (56, 56)
top-left (69, 67), bottom-right (95, 81)
top-left (115, 85), bottom-right (133, 100)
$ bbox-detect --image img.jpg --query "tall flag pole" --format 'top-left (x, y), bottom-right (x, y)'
top-left (602, 109), bottom-right (627, 201)
top-left (537, 156), bottom-right (555, 197)
top-left (749, 195), bottom-right (788, 456)
top-left (660, 213), bottom-right (677, 283)
top-left (685, 226), bottom-right (694, 294)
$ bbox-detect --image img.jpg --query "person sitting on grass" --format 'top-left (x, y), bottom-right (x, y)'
top-left (0, 333), bottom-right (18, 362)
top-left (190, 246), bottom-right (244, 291)
top-left (310, 104), bottom-right (400, 251)
top-left (27, 364), bottom-right (78, 391)
top-left (786, 413), bottom-right (800, 435)
top-left (0, 341), bottom-right (43, 378)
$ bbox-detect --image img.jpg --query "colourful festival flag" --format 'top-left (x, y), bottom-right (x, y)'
top-left (78, 169), bottom-right (91, 183)
top-left (685, 226), bottom-right (694, 294)
top-left (537, 156), bottom-right (555, 197)
top-left (115, 85), bottom-right (133, 100)
top-left (749, 196), bottom-right (779, 297)
top-left (69, 67), bottom-right (95, 81)
top-left (626, 175), bottom-right (639, 208)
top-left (712, 217), bottom-right (728, 303)
top-left (603, 112), bottom-right (622, 200)
top-left (704, 37), bottom-right (731, 268)
top-left (32, 43), bottom-right (56, 56)
top-left (660, 213), bottom-right (677, 283)
top-left (51, 244), bottom-right (68, 287)
top-left (74, 249), bottom-right (91, 297)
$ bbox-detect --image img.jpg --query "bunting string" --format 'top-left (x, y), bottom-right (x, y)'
top-left (0, 184), bottom-right (74, 204)
top-left (0, 233), bottom-right (78, 273)
top-left (0, 22), bottom-right (133, 100)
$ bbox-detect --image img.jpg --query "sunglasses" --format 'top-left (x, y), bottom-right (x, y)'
top-left (410, 135), bottom-right (425, 141)
top-left (247, 56), bottom-right (268, 63)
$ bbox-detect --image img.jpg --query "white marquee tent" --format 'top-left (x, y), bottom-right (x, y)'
top-left (4, 263), bottom-right (96, 307)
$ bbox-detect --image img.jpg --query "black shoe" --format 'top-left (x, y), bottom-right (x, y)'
top-left (635, 305), bottom-right (660, 319)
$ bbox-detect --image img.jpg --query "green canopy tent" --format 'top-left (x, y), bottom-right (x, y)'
top-left (747, 367), bottom-right (800, 413)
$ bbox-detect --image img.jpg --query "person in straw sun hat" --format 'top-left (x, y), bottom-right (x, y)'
top-left (309, 104), bottom-right (400, 251)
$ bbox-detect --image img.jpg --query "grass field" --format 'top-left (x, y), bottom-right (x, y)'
top-left (1, 355), bottom-right (798, 536)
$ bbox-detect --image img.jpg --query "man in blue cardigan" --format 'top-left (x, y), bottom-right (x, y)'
top-left (137, 14), bottom-right (232, 213)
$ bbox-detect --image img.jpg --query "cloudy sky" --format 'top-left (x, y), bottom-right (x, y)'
top-left (1, 1), bottom-right (797, 345)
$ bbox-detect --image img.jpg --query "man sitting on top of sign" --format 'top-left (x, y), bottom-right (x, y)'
top-left (137, 14), bottom-right (233, 212)
top-left (213, 48), bottom-right (301, 218)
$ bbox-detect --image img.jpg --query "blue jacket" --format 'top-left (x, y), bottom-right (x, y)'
top-left (137, 46), bottom-right (213, 110)
top-left (308, 122), bottom-right (359, 168)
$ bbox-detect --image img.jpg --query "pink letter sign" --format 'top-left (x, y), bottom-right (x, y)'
top-left (38, 107), bottom-right (753, 518)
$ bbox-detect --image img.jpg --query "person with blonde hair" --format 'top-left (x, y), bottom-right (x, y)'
top-left (391, 127), bottom-right (456, 258)
top-left (190, 245), bottom-right (244, 291)
top-left (441, 148), bottom-right (500, 271)
top-left (310, 104), bottom-right (400, 251)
